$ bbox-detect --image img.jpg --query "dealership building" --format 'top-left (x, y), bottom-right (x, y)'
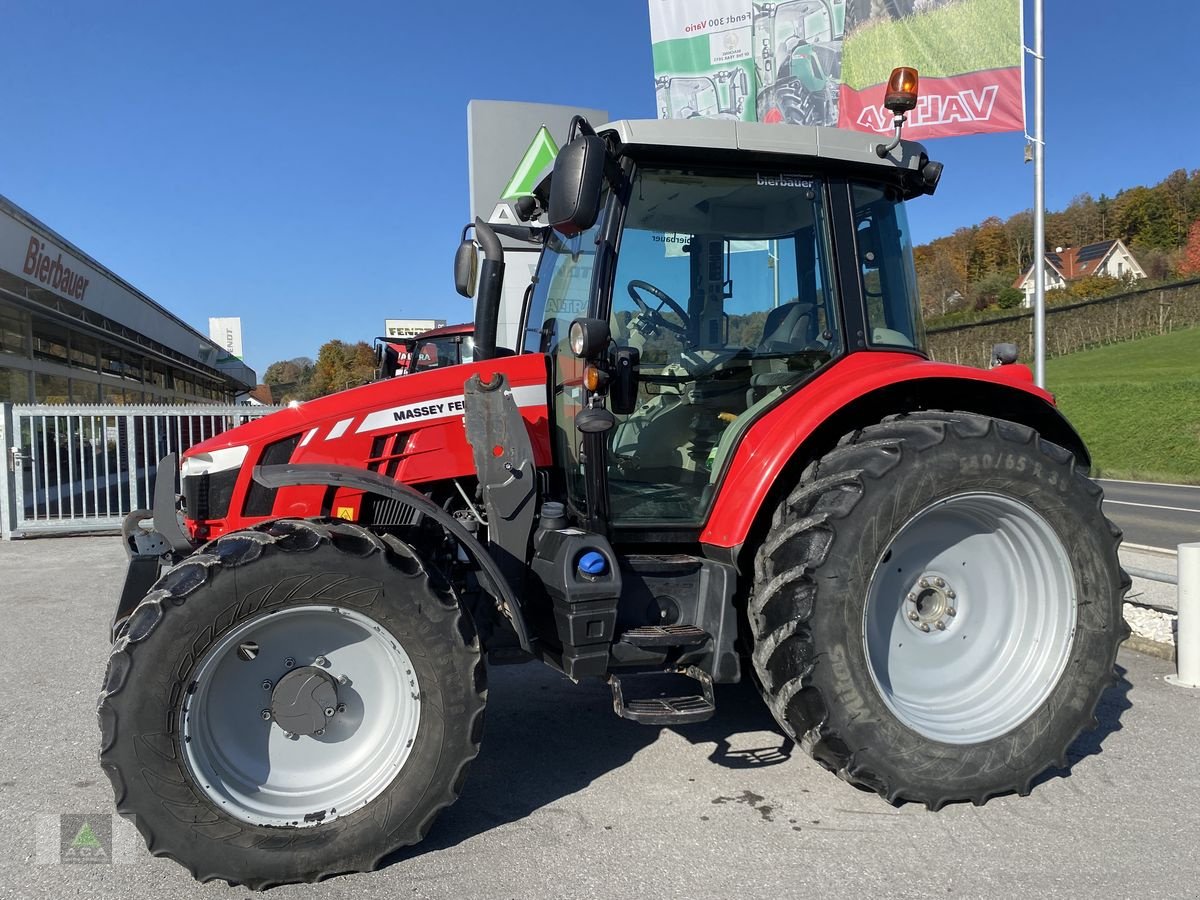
top-left (0, 194), bottom-right (256, 405)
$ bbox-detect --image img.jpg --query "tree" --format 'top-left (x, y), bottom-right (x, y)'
top-left (262, 356), bottom-right (314, 403)
top-left (1180, 220), bottom-right (1200, 276)
top-left (996, 287), bottom-right (1024, 309)
top-left (970, 270), bottom-right (1019, 310)
top-left (307, 340), bottom-right (377, 398)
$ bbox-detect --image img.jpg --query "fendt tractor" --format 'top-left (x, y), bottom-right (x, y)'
top-left (99, 70), bottom-right (1128, 889)
top-left (374, 321), bottom-right (476, 380)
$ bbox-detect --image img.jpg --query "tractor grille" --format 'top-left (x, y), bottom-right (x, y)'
top-left (366, 432), bottom-right (410, 478)
top-left (363, 495), bottom-right (422, 527)
top-left (242, 433), bottom-right (301, 516)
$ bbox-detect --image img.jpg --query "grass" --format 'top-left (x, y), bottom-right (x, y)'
top-left (841, 0), bottom-right (1020, 90)
top-left (1045, 326), bottom-right (1200, 483)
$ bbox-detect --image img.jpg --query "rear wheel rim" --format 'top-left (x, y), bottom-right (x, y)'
top-left (862, 492), bottom-right (1076, 745)
top-left (181, 605), bottom-right (421, 826)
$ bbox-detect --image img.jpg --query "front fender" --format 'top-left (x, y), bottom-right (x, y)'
top-left (253, 463), bottom-right (532, 653)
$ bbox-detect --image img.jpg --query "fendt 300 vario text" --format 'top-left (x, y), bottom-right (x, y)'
top-left (99, 72), bottom-right (1128, 888)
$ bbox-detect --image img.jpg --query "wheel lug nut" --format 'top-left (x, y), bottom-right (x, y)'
top-left (315, 729), bottom-right (325, 736)
top-left (261, 680), bottom-right (272, 691)
top-left (315, 656), bottom-right (328, 667)
top-left (947, 607), bottom-right (957, 617)
top-left (947, 590), bottom-right (957, 600)
top-left (337, 704), bottom-right (346, 714)
top-left (906, 592), bottom-right (916, 603)
top-left (907, 611), bottom-right (919, 621)
top-left (338, 674), bottom-right (350, 685)
top-left (284, 657), bottom-right (295, 668)
top-left (324, 707), bottom-right (336, 718)
top-left (936, 621), bottom-right (946, 631)
top-left (260, 709), bottom-right (271, 720)
top-left (919, 578), bottom-right (930, 589)
top-left (934, 577), bottom-right (945, 588)
top-left (919, 623), bottom-right (930, 632)
top-left (284, 732), bottom-right (296, 740)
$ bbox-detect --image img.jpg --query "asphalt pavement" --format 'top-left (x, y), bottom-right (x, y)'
top-left (1099, 478), bottom-right (1200, 550)
top-left (2, 535), bottom-right (1200, 899)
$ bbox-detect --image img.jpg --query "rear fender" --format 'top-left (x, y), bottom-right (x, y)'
top-left (253, 463), bottom-right (532, 653)
top-left (701, 353), bottom-right (1090, 556)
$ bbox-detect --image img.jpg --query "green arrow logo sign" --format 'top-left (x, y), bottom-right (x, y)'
top-left (72, 822), bottom-right (101, 849)
top-left (500, 126), bottom-right (559, 200)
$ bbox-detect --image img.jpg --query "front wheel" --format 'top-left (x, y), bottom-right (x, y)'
top-left (750, 412), bottom-right (1128, 808)
top-left (98, 519), bottom-right (486, 888)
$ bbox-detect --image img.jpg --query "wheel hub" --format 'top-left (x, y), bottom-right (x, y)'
top-left (269, 666), bottom-right (339, 736)
top-left (904, 573), bottom-right (958, 633)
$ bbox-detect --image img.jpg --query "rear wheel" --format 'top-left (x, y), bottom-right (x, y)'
top-left (98, 519), bottom-right (485, 888)
top-left (750, 412), bottom-right (1128, 808)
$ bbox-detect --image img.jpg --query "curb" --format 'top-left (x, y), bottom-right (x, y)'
top-left (1123, 634), bottom-right (1176, 662)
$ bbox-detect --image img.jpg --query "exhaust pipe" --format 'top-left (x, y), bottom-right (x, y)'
top-left (473, 217), bottom-right (504, 361)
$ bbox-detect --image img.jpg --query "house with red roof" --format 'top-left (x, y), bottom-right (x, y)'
top-left (1013, 238), bottom-right (1146, 307)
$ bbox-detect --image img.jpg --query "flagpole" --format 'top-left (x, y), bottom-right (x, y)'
top-left (1032, 0), bottom-right (1046, 387)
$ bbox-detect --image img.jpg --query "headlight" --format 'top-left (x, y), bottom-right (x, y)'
top-left (180, 445), bottom-right (249, 478)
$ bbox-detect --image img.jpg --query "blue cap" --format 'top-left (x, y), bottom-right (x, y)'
top-left (577, 551), bottom-right (607, 576)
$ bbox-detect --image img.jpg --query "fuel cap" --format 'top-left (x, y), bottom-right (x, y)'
top-left (578, 551), bottom-right (607, 577)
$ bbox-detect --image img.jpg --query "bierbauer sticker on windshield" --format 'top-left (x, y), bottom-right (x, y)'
top-left (756, 173), bottom-right (814, 188)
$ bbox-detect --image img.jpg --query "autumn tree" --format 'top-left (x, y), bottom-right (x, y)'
top-left (262, 356), bottom-right (314, 403)
top-left (307, 340), bottom-right (377, 398)
top-left (1180, 220), bottom-right (1200, 276)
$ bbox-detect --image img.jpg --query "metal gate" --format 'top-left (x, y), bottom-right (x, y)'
top-left (0, 403), bottom-right (282, 539)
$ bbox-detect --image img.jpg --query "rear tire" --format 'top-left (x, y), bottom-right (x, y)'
top-left (98, 518), bottom-right (485, 888)
top-left (750, 412), bottom-right (1128, 808)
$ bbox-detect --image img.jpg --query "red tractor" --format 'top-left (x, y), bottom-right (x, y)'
top-left (374, 321), bottom-right (475, 379)
top-left (100, 78), bottom-right (1128, 889)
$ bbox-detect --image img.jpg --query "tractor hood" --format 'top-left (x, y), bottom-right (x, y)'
top-left (178, 352), bottom-right (552, 537)
top-left (186, 353), bottom-right (550, 459)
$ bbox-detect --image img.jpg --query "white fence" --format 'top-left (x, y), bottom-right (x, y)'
top-left (0, 403), bottom-right (282, 539)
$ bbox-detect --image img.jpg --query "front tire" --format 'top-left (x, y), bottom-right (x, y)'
top-left (98, 519), bottom-right (486, 888)
top-left (750, 413), bottom-right (1128, 808)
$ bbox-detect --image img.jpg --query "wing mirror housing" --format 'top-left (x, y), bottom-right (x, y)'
top-left (454, 226), bottom-right (479, 298)
top-left (548, 134), bottom-right (607, 237)
top-left (610, 347), bottom-right (640, 415)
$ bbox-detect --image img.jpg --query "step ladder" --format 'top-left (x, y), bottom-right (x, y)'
top-left (608, 665), bottom-right (716, 725)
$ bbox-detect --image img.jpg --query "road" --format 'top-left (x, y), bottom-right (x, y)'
top-left (1099, 478), bottom-right (1200, 550)
top-left (3, 535), bottom-right (1200, 900)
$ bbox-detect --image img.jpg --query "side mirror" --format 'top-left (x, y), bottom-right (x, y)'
top-left (548, 135), bottom-right (607, 237)
top-left (454, 234), bottom-right (479, 299)
top-left (373, 339), bottom-right (399, 379)
top-left (610, 347), bottom-right (640, 415)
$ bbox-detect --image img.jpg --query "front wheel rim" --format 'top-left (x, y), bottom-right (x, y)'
top-left (862, 492), bottom-right (1077, 745)
top-left (181, 605), bottom-right (421, 827)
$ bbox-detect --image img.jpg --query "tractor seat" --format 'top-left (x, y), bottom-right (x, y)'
top-left (758, 302), bottom-right (815, 352)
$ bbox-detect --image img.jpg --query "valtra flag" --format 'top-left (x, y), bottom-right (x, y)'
top-left (647, 0), bottom-right (1024, 140)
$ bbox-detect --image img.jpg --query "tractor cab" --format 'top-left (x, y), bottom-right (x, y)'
top-left (509, 115), bottom-right (936, 533)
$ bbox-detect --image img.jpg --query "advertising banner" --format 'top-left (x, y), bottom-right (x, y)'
top-left (647, 0), bottom-right (757, 121)
top-left (648, 0), bottom-right (1024, 139)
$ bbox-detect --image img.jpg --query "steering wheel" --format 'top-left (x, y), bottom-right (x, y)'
top-left (627, 280), bottom-right (690, 336)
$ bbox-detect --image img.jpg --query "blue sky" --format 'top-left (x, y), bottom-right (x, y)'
top-left (1, 0), bottom-right (1195, 378)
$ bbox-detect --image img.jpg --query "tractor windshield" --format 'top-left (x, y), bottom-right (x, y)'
top-left (605, 167), bottom-right (841, 525)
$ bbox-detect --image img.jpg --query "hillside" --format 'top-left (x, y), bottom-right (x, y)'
top-left (915, 167), bottom-right (1200, 322)
top-left (1046, 326), bottom-right (1200, 483)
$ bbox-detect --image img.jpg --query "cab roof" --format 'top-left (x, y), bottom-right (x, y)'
top-left (597, 118), bottom-right (935, 195)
